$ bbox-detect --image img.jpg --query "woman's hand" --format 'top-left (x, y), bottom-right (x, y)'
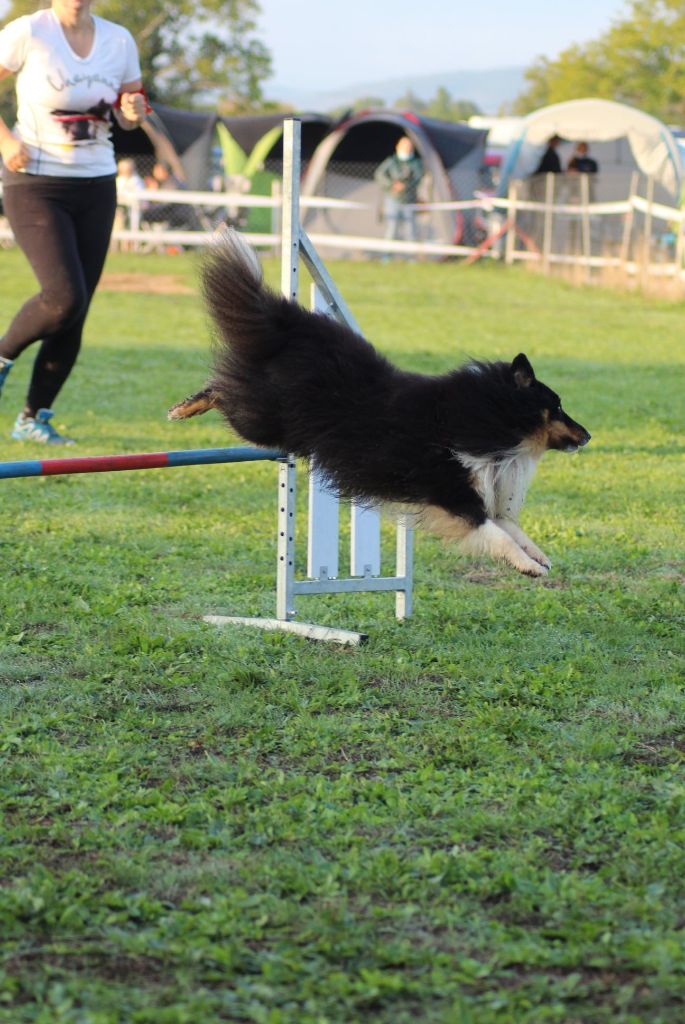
top-left (119, 91), bottom-right (147, 125)
top-left (0, 134), bottom-right (30, 172)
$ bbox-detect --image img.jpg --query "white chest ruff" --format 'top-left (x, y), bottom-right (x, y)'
top-left (455, 449), bottom-right (540, 520)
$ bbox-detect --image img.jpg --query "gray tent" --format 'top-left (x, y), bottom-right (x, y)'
top-left (301, 110), bottom-right (488, 252)
top-left (113, 107), bottom-right (332, 188)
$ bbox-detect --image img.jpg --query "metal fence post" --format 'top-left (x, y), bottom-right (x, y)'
top-left (542, 173), bottom-right (555, 273)
top-left (641, 175), bottom-right (655, 289)
top-left (504, 180), bottom-right (518, 265)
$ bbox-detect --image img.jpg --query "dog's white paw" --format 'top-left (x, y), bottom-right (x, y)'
top-left (524, 546), bottom-right (552, 570)
top-left (515, 554), bottom-right (549, 577)
top-left (493, 521), bottom-right (551, 572)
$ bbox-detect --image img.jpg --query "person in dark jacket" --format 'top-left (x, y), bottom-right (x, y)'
top-left (567, 142), bottom-right (598, 175)
top-left (534, 134), bottom-right (562, 175)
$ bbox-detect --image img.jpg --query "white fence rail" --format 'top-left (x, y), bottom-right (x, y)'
top-left (2, 178), bottom-right (684, 278)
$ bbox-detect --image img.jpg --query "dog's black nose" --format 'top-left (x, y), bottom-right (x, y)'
top-left (580, 431), bottom-right (591, 446)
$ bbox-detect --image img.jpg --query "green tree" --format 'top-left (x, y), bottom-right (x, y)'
top-left (514, 0), bottom-right (685, 123)
top-left (327, 97), bottom-right (387, 119)
top-left (424, 87), bottom-right (480, 122)
top-left (392, 87), bottom-right (480, 122)
top-left (394, 90), bottom-right (428, 114)
top-left (0, 0), bottom-right (272, 116)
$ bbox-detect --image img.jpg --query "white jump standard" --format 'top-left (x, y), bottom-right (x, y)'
top-left (203, 118), bottom-right (414, 646)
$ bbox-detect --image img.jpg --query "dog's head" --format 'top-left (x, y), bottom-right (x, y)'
top-left (512, 353), bottom-right (591, 453)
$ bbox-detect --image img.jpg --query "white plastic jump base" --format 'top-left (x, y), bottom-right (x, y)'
top-left (203, 616), bottom-right (369, 647)
top-left (204, 118), bottom-right (414, 646)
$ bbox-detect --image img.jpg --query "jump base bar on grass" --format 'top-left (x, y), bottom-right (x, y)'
top-left (203, 616), bottom-right (370, 646)
top-left (0, 447), bottom-right (283, 479)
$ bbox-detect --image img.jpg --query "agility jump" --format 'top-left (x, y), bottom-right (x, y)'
top-left (0, 440), bottom-right (412, 645)
top-left (0, 119), bottom-right (414, 646)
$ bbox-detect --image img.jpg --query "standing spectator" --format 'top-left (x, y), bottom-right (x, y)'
top-left (0, 0), bottom-right (147, 444)
top-left (374, 136), bottom-right (424, 256)
top-left (534, 134), bottom-right (563, 175)
top-left (566, 141), bottom-right (600, 241)
top-left (528, 134), bottom-right (563, 242)
top-left (567, 142), bottom-right (598, 175)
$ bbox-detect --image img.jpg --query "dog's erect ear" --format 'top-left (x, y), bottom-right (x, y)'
top-left (512, 353), bottom-right (536, 389)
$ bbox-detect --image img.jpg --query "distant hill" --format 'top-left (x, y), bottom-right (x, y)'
top-left (266, 67), bottom-right (527, 116)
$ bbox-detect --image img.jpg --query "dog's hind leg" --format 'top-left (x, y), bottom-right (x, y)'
top-left (495, 519), bottom-right (551, 570)
top-left (423, 506), bottom-right (549, 577)
top-left (167, 387), bottom-right (220, 420)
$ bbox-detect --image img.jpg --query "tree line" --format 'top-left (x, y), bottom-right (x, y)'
top-left (513, 0), bottom-right (685, 123)
top-left (330, 90), bottom-right (481, 123)
top-left (344, 1), bottom-right (684, 126)
top-left (1, 0), bottom-right (681, 129)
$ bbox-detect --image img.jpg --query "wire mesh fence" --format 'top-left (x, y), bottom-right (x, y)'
top-left (297, 158), bottom-right (491, 257)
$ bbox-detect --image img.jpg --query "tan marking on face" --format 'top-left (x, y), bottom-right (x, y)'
top-left (525, 413), bottom-right (550, 456)
top-left (547, 418), bottom-right (586, 447)
top-left (533, 408), bottom-right (588, 450)
top-left (548, 419), bottom-right (567, 446)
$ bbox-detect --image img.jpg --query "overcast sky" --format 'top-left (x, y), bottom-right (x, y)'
top-left (258, 0), bottom-right (628, 92)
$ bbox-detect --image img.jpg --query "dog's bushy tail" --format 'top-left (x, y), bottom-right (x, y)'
top-left (202, 228), bottom-right (287, 362)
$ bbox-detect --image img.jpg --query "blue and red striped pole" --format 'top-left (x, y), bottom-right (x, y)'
top-left (0, 446), bottom-right (284, 480)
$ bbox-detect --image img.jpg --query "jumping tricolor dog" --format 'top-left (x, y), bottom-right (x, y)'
top-left (169, 230), bottom-right (590, 577)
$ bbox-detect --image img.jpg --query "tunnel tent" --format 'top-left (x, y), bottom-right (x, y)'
top-left (499, 98), bottom-right (683, 203)
top-left (182, 111), bottom-right (332, 189)
top-left (113, 107), bottom-right (332, 189)
top-left (300, 109), bottom-right (488, 251)
top-left (218, 112), bottom-right (332, 164)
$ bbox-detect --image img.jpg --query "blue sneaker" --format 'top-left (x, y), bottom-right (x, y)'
top-left (11, 409), bottom-right (75, 445)
top-left (0, 356), bottom-right (13, 398)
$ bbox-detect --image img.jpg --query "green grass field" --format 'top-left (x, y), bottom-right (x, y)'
top-left (0, 247), bottom-right (683, 1023)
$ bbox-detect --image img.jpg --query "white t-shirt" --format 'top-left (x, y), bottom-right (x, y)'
top-left (0, 9), bottom-right (141, 177)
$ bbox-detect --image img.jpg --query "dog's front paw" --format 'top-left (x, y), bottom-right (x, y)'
top-left (520, 561), bottom-right (548, 577)
top-left (494, 520), bottom-right (552, 572)
top-left (515, 553), bottom-right (549, 577)
top-left (524, 546), bottom-right (552, 570)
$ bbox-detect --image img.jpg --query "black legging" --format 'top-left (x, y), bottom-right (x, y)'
top-left (1, 172), bottom-right (117, 414)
